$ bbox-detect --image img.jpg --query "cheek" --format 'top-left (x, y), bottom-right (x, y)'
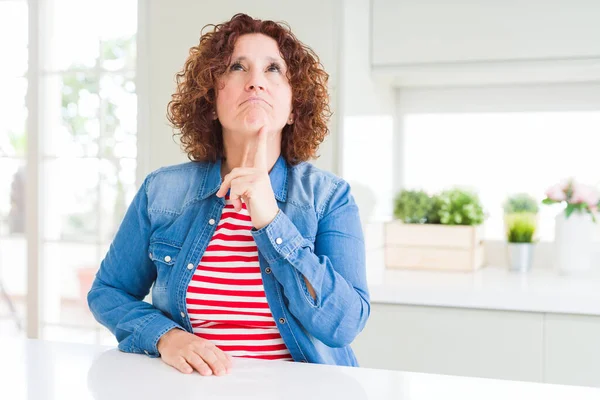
top-left (216, 87), bottom-right (236, 111)
top-left (272, 81), bottom-right (292, 109)
top-left (216, 77), bottom-right (242, 104)
top-left (281, 88), bottom-right (293, 113)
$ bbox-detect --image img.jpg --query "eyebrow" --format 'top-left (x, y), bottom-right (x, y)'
top-left (231, 56), bottom-right (285, 64)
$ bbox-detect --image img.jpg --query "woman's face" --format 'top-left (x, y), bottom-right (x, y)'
top-left (215, 33), bottom-right (293, 135)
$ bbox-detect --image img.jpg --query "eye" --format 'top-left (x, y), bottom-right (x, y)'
top-left (229, 62), bottom-right (244, 71)
top-left (267, 62), bottom-right (282, 73)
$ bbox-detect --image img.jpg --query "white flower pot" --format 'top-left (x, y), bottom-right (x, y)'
top-left (507, 243), bottom-right (535, 273)
top-left (554, 212), bottom-right (595, 274)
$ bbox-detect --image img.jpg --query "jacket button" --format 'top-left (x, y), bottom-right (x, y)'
top-left (180, 312), bottom-right (185, 318)
top-left (187, 263), bottom-right (194, 270)
top-left (209, 218), bottom-right (216, 225)
top-left (265, 267), bottom-right (272, 274)
top-left (275, 237), bottom-right (283, 245)
top-left (164, 255), bottom-right (171, 263)
top-left (278, 318), bottom-right (286, 324)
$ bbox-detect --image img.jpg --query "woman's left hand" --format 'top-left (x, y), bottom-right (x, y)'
top-left (216, 126), bottom-right (280, 230)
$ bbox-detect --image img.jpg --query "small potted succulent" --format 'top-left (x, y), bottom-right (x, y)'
top-left (505, 212), bottom-right (537, 272)
top-left (502, 193), bottom-right (539, 272)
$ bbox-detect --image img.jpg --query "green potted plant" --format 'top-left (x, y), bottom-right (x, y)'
top-left (505, 213), bottom-right (537, 272)
top-left (393, 190), bottom-right (432, 223)
top-left (387, 187), bottom-right (487, 271)
top-left (434, 188), bottom-right (486, 226)
top-left (502, 192), bottom-right (539, 240)
top-left (503, 193), bottom-right (540, 214)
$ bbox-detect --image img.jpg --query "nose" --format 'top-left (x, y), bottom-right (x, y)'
top-left (245, 69), bottom-right (266, 92)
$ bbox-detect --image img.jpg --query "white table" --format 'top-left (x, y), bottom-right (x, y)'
top-left (2, 339), bottom-right (600, 399)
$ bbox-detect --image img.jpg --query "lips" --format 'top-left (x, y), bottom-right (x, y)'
top-left (242, 96), bottom-right (270, 107)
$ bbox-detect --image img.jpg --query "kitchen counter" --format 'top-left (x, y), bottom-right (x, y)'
top-left (3, 338), bottom-right (600, 399)
top-left (368, 265), bottom-right (600, 315)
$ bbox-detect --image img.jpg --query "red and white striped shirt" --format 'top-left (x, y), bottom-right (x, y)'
top-left (185, 195), bottom-right (293, 361)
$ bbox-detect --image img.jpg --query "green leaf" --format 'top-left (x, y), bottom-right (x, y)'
top-left (506, 213), bottom-right (537, 243)
top-left (504, 193), bottom-right (539, 213)
top-left (393, 190), bottom-right (432, 224)
top-left (565, 204), bottom-right (576, 218)
top-left (434, 188), bottom-right (485, 226)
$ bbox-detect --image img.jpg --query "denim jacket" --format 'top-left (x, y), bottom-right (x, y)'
top-left (88, 155), bottom-right (370, 366)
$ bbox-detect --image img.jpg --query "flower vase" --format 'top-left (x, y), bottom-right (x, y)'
top-left (554, 212), bottom-right (594, 274)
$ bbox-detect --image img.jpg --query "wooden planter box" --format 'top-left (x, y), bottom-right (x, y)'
top-left (385, 221), bottom-right (485, 272)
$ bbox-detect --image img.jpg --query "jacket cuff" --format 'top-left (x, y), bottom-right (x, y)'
top-left (251, 209), bottom-right (305, 264)
top-left (136, 314), bottom-right (182, 358)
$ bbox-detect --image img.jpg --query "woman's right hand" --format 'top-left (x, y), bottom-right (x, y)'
top-left (157, 328), bottom-right (232, 376)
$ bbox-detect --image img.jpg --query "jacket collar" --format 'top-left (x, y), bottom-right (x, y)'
top-left (199, 155), bottom-right (288, 202)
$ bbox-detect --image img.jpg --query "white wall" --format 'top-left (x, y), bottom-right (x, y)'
top-left (138, 0), bottom-right (343, 179)
top-left (340, 0), bottom-right (394, 116)
top-left (338, 0), bottom-right (395, 223)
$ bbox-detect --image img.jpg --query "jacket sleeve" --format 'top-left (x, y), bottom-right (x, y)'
top-left (87, 176), bottom-right (183, 357)
top-left (251, 179), bottom-right (370, 348)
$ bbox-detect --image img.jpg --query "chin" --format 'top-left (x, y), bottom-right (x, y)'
top-left (242, 119), bottom-right (265, 132)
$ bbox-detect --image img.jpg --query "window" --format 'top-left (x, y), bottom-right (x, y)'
top-left (341, 85), bottom-right (600, 270)
top-left (0, 0), bottom-right (138, 345)
top-left (403, 111), bottom-right (600, 241)
top-left (40, 0), bottom-right (137, 344)
top-left (0, 0), bottom-right (28, 336)
top-left (397, 84), bottom-right (600, 244)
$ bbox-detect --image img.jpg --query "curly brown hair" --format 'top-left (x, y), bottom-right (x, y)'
top-left (167, 13), bottom-right (332, 165)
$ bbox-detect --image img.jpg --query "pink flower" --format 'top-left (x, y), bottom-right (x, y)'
top-left (545, 183), bottom-right (567, 202)
top-left (571, 183), bottom-right (600, 206)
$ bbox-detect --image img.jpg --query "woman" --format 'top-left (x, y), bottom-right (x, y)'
top-left (88, 13), bottom-right (370, 377)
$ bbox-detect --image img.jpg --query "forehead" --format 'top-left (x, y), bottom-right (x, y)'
top-left (231, 33), bottom-right (284, 61)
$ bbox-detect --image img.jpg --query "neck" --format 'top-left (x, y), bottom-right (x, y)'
top-left (220, 130), bottom-right (282, 177)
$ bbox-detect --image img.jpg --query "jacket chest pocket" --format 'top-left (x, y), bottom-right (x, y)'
top-left (149, 242), bottom-right (181, 292)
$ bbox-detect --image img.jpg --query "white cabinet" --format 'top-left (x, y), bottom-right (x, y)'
top-left (370, 0), bottom-right (600, 86)
top-left (371, 0), bottom-right (600, 66)
top-left (353, 304), bottom-right (544, 382)
top-left (545, 314), bottom-right (600, 388)
top-left (353, 303), bottom-right (600, 387)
